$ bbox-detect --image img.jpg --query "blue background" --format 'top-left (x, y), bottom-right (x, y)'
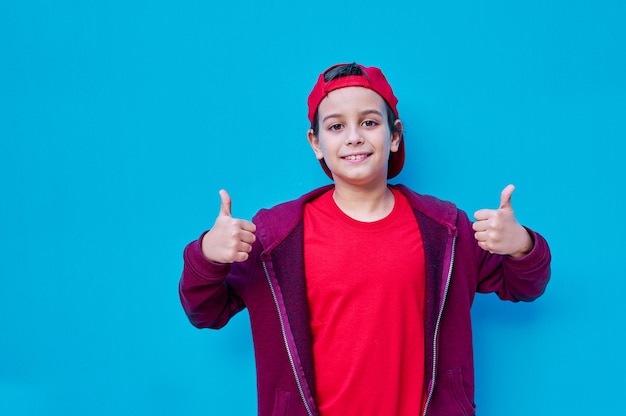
top-left (1, 1), bottom-right (624, 414)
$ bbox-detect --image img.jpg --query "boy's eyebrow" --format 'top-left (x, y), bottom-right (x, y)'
top-left (321, 109), bottom-right (384, 123)
top-left (360, 109), bottom-right (384, 117)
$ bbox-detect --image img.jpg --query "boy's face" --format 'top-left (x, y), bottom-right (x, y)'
top-left (307, 86), bottom-right (402, 188)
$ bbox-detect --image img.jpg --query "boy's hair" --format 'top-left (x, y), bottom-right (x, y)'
top-left (308, 63), bottom-right (404, 179)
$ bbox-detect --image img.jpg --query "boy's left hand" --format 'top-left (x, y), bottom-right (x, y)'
top-left (472, 184), bottom-right (533, 258)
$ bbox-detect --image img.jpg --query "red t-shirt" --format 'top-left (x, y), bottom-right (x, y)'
top-left (304, 188), bottom-right (426, 415)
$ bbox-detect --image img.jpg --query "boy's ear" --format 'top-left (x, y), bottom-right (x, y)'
top-left (307, 129), bottom-right (324, 160)
top-left (390, 119), bottom-right (403, 153)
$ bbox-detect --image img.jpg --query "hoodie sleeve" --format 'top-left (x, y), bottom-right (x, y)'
top-left (178, 232), bottom-right (250, 329)
top-left (473, 222), bottom-right (552, 302)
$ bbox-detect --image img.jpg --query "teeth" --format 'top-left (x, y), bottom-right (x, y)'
top-left (344, 154), bottom-right (367, 161)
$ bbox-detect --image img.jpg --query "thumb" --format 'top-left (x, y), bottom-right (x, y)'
top-left (218, 189), bottom-right (232, 217)
top-left (499, 184), bottom-right (515, 210)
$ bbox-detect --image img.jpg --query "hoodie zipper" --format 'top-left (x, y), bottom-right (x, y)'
top-left (422, 236), bottom-right (456, 416)
top-left (263, 261), bottom-right (314, 416)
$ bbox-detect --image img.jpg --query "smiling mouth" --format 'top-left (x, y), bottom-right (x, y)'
top-left (342, 154), bottom-right (370, 161)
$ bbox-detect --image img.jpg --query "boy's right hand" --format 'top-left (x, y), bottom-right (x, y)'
top-left (201, 190), bottom-right (257, 263)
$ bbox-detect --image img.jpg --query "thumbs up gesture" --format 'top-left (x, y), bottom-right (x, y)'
top-left (201, 190), bottom-right (257, 263)
top-left (472, 185), bottom-right (533, 258)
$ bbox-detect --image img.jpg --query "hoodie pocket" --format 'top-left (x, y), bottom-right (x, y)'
top-left (443, 367), bottom-right (476, 415)
top-left (272, 389), bottom-right (294, 416)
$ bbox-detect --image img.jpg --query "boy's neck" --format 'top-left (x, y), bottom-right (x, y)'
top-left (332, 183), bottom-right (395, 222)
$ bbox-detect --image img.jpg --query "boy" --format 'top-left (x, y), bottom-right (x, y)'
top-left (179, 63), bottom-right (551, 415)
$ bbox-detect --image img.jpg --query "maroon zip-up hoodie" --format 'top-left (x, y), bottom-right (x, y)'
top-left (180, 184), bottom-right (551, 415)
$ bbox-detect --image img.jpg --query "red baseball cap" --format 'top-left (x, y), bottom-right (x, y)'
top-left (307, 63), bottom-right (404, 179)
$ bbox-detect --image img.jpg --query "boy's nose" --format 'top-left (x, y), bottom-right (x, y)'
top-left (345, 127), bottom-right (364, 145)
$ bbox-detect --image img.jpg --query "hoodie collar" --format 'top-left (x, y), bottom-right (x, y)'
top-left (253, 184), bottom-right (457, 255)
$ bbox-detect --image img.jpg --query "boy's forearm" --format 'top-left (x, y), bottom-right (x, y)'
top-left (179, 237), bottom-right (235, 328)
top-left (501, 229), bottom-right (552, 301)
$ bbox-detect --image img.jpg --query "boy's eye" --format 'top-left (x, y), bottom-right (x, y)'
top-left (329, 124), bottom-right (343, 131)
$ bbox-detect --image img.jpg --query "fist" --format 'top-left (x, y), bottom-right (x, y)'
top-left (472, 185), bottom-right (533, 258)
top-left (201, 190), bottom-right (257, 263)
